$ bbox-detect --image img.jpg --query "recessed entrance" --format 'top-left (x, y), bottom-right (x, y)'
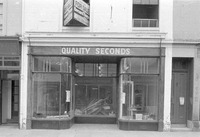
top-left (0, 70), bottom-right (20, 124)
top-left (73, 60), bottom-right (118, 124)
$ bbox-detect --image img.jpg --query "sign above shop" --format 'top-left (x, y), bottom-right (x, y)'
top-left (63, 0), bottom-right (89, 26)
top-left (61, 47), bottom-right (131, 55)
top-left (30, 46), bottom-right (164, 57)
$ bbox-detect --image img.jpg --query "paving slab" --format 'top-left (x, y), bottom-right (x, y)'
top-left (0, 124), bottom-right (200, 137)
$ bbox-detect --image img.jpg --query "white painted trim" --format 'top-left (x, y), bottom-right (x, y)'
top-left (163, 45), bottom-right (172, 131)
top-left (21, 0), bottom-right (25, 34)
top-left (19, 43), bottom-right (28, 129)
top-left (2, 0), bottom-right (7, 35)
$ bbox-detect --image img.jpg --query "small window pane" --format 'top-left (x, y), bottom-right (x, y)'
top-left (150, 20), bottom-right (157, 27)
top-left (75, 63), bottom-right (84, 76)
top-left (99, 64), bottom-right (107, 77)
top-left (133, 20), bottom-right (141, 27)
top-left (147, 58), bottom-right (159, 73)
top-left (121, 58), bottom-right (159, 74)
top-left (61, 57), bottom-right (71, 72)
top-left (34, 57), bottom-right (71, 72)
top-left (85, 63), bottom-right (93, 76)
top-left (141, 20), bottom-right (148, 27)
top-left (108, 64), bottom-right (117, 77)
top-left (49, 58), bottom-right (61, 72)
top-left (4, 57), bottom-right (20, 60)
top-left (4, 61), bottom-right (20, 66)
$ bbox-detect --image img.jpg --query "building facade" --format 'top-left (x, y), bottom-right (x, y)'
top-left (1, 0), bottom-right (199, 131)
top-left (0, 0), bottom-right (22, 125)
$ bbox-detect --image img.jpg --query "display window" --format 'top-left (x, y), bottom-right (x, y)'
top-left (75, 83), bottom-right (115, 116)
top-left (32, 57), bottom-right (73, 119)
top-left (119, 58), bottom-right (159, 121)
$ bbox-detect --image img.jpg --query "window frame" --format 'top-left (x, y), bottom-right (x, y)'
top-left (132, 0), bottom-right (159, 29)
top-left (31, 56), bottom-right (73, 119)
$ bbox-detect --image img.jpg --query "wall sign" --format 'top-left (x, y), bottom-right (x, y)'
top-left (63, 0), bottom-right (89, 26)
top-left (30, 46), bottom-right (164, 57)
top-left (61, 47), bottom-right (131, 55)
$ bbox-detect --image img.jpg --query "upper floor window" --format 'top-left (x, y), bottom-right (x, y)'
top-left (63, 0), bottom-right (90, 27)
top-left (132, 0), bottom-right (159, 28)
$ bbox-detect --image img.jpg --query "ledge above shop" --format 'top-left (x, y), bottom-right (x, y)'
top-left (20, 32), bottom-right (167, 46)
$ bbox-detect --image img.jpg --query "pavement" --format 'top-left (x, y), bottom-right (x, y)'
top-left (0, 124), bottom-right (200, 137)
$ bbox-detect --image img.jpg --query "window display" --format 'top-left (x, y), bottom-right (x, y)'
top-left (75, 85), bottom-right (115, 116)
top-left (119, 58), bottom-right (159, 121)
top-left (32, 57), bottom-right (72, 119)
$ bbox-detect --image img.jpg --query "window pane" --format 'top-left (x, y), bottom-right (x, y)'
top-left (99, 64), bottom-right (107, 77)
top-left (33, 73), bottom-right (60, 118)
top-left (4, 61), bottom-right (20, 66)
top-left (108, 64), bottom-right (117, 77)
top-left (133, 20), bottom-right (141, 27)
top-left (85, 63), bottom-right (93, 76)
top-left (61, 57), bottom-right (71, 72)
top-left (147, 58), bottom-right (159, 73)
top-left (75, 63), bottom-right (84, 76)
top-left (34, 57), bottom-right (71, 72)
top-left (120, 75), bottom-right (158, 121)
top-left (141, 20), bottom-right (148, 27)
top-left (4, 57), bottom-right (20, 60)
top-left (49, 58), bottom-right (61, 72)
top-left (75, 85), bottom-right (87, 112)
top-left (121, 58), bottom-right (159, 74)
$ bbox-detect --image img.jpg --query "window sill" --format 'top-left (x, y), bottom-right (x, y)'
top-left (62, 26), bottom-right (90, 32)
top-left (132, 27), bottom-right (159, 32)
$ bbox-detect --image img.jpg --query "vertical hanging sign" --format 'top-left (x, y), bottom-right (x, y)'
top-left (63, 0), bottom-right (89, 26)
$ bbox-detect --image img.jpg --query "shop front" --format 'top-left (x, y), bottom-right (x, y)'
top-left (29, 46), bottom-right (165, 130)
top-left (0, 37), bottom-right (21, 125)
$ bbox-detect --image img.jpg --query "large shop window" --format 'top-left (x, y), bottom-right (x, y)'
top-left (132, 0), bottom-right (159, 27)
top-left (119, 58), bottom-right (159, 121)
top-left (32, 57), bottom-right (72, 119)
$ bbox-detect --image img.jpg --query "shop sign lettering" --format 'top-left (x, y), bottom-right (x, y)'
top-left (61, 47), bottom-right (131, 56)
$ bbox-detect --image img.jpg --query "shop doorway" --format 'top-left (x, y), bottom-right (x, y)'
top-left (74, 77), bottom-right (117, 124)
top-left (0, 70), bottom-right (20, 125)
top-left (171, 72), bottom-right (187, 124)
top-left (73, 61), bottom-right (118, 124)
top-left (171, 58), bottom-right (192, 125)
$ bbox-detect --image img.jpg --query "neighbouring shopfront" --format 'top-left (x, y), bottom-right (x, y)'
top-left (0, 37), bottom-right (21, 125)
top-left (28, 46), bottom-right (165, 130)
